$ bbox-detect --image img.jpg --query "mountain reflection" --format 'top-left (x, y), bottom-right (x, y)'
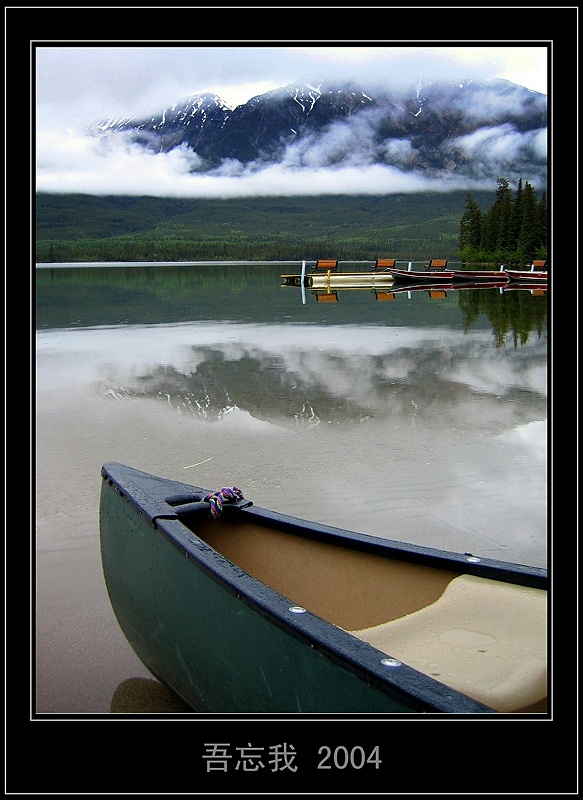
top-left (36, 263), bottom-right (547, 434)
top-left (82, 322), bottom-right (547, 429)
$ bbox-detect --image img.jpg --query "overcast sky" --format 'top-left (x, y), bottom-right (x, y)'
top-left (35, 44), bottom-right (548, 198)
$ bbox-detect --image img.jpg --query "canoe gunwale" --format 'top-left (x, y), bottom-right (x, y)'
top-left (502, 269), bottom-right (548, 283)
top-left (100, 463), bottom-right (546, 590)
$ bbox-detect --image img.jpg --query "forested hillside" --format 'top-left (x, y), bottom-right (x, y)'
top-left (35, 191), bottom-right (497, 263)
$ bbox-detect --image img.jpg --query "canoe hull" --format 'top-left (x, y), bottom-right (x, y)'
top-left (101, 488), bottom-right (415, 713)
top-left (503, 269), bottom-right (548, 282)
top-left (100, 462), bottom-right (547, 714)
top-left (388, 268), bottom-right (510, 284)
top-left (281, 272), bottom-right (395, 288)
top-left (384, 267), bottom-right (457, 283)
top-left (100, 475), bottom-right (444, 712)
top-left (451, 269), bottom-right (509, 282)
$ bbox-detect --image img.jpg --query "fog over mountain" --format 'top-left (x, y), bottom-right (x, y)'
top-left (38, 77), bottom-right (547, 198)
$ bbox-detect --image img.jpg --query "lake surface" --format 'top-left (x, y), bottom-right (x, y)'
top-left (34, 261), bottom-right (548, 715)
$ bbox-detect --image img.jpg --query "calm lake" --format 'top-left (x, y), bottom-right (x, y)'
top-left (34, 261), bottom-right (548, 715)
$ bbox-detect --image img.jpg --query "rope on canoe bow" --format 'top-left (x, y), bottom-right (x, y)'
top-left (203, 486), bottom-right (246, 519)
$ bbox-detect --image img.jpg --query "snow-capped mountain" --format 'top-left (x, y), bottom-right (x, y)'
top-left (89, 79), bottom-right (547, 183)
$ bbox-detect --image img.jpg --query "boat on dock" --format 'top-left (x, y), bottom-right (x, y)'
top-left (379, 259), bottom-right (457, 284)
top-left (100, 461), bottom-right (547, 714)
top-left (503, 269), bottom-right (548, 283)
top-left (385, 262), bottom-right (511, 285)
top-left (501, 260), bottom-right (548, 283)
top-left (450, 268), bottom-right (510, 282)
top-left (281, 259), bottom-right (396, 289)
top-left (282, 271), bottom-right (395, 289)
top-left (282, 260), bottom-right (517, 288)
top-left (283, 277), bottom-right (509, 298)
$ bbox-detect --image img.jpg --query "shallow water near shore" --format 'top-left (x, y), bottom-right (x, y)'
top-left (34, 262), bottom-right (548, 714)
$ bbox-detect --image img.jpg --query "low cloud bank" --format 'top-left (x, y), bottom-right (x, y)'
top-left (36, 116), bottom-right (547, 198)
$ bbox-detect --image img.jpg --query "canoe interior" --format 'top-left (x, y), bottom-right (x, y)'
top-left (193, 516), bottom-right (547, 714)
top-left (196, 517), bottom-right (458, 631)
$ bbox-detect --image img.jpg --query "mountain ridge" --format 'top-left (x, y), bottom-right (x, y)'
top-left (89, 78), bottom-right (547, 185)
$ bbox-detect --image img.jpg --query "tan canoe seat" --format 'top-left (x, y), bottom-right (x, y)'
top-left (428, 258), bottom-right (449, 270)
top-left (351, 574), bottom-right (547, 712)
top-left (372, 259), bottom-right (396, 270)
top-left (532, 260), bottom-right (547, 269)
top-left (313, 259), bottom-right (338, 271)
top-left (374, 290), bottom-right (395, 301)
top-left (313, 291), bottom-right (338, 303)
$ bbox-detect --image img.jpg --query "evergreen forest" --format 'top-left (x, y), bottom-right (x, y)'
top-left (36, 180), bottom-right (547, 264)
top-left (458, 178), bottom-right (547, 265)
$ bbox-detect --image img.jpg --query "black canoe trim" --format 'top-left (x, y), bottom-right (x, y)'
top-left (100, 463), bottom-right (546, 591)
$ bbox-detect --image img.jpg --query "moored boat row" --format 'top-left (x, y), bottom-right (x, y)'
top-left (298, 280), bottom-right (546, 303)
top-left (385, 265), bottom-right (548, 285)
top-left (282, 259), bottom-right (548, 288)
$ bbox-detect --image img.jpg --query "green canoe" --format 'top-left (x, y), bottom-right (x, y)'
top-left (99, 462), bottom-right (547, 714)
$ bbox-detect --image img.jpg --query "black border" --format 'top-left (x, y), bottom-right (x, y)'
top-left (15, 17), bottom-right (576, 795)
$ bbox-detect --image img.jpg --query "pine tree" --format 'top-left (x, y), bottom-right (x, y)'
top-left (508, 178), bottom-right (524, 251)
top-left (495, 183), bottom-right (513, 255)
top-left (459, 194), bottom-right (483, 253)
top-left (483, 178), bottom-right (512, 259)
top-left (516, 182), bottom-right (540, 262)
top-left (537, 191), bottom-right (548, 252)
